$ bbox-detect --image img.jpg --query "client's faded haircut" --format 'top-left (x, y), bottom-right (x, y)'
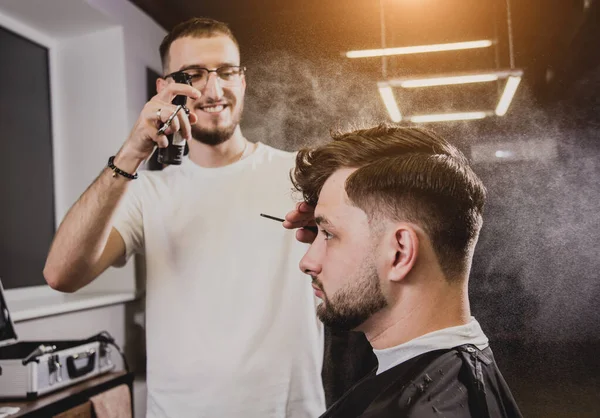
top-left (291, 123), bottom-right (486, 280)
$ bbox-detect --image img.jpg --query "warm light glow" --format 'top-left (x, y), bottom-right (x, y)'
top-left (400, 74), bottom-right (499, 88)
top-left (495, 76), bottom-right (521, 116)
top-left (410, 112), bottom-right (488, 123)
top-left (346, 40), bottom-right (493, 58)
top-left (378, 86), bottom-right (402, 122)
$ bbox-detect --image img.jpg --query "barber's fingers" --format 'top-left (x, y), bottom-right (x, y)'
top-left (156, 106), bottom-right (182, 133)
top-left (145, 103), bottom-right (179, 127)
top-left (138, 103), bottom-right (177, 148)
top-left (296, 228), bottom-right (317, 244)
top-left (155, 82), bottom-right (201, 104)
top-left (151, 105), bottom-right (183, 148)
top-left (139, 102), bottom-right (182, 148)
top-left (155, 132), bottom-right (169, 149)
top-left (283, 202), bottom-right (316, 229)
top-left (123, 100), bottom-right (191, 160)
top-left (176, 107), bottom-right (196, 141)
top-left (297, 202), bottom-right (315, 213)
top-left (283, 218), bottom-right (317, 230)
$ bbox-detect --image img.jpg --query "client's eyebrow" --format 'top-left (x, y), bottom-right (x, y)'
top-left (315, 216), bottom-right (332, 227)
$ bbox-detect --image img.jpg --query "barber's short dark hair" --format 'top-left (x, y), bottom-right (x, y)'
top-left (292, 123), bottom-right (487, 280)
top-left (159, 17), bottom-right (239, 71)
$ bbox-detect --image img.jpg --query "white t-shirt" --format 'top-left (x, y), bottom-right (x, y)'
top-left (113, 143), bottom-right (325, 418)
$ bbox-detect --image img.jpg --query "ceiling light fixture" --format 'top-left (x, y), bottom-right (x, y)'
top-left (495, 76), bottom-right (522, 116)
top-left (346, 40), bottom-right (493, 59)
top-left (378, 86), bottom-right (402, 122)
top-left (398, 73), bottom-right (499, 88)
top-left (377, 69), bottom-right (523, 123)
top-left (409, 112), bottom-right (489, 123)
top-left (366, 0), bottom-right (523, 123)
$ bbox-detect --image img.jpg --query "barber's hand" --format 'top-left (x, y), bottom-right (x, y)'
top-left (283, 202), bottom-right (318, 244)
top-left (115, 83), bottom-right (202, 168)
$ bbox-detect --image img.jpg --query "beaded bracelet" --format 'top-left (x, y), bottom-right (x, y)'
top-left (107, 156), bottom-right (138, 180)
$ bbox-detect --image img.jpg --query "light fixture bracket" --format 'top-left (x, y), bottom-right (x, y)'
top-left (377, 69), bottom-right (523, 123)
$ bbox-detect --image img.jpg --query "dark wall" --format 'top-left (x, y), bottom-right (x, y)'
top-left (0, 26), bottom-right (54, 289)
top-left (241, 47), bottom-right (600, 345)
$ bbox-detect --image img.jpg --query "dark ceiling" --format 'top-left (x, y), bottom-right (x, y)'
top-left (129, 0), bottom-right (599, 102)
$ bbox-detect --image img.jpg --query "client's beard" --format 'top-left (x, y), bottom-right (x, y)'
top-left (315, 259), bottom-right (387, 332)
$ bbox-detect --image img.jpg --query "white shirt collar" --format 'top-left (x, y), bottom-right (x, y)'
top-left (373, 317), bottom-right (489, 375)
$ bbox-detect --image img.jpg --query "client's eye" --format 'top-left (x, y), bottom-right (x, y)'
top-left (320, 229), bottom-right (333, 240)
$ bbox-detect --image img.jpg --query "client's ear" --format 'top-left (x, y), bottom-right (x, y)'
top-left (382, 223), bottom-right (419, 283)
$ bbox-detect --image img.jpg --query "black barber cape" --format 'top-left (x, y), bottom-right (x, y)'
top-left (320, 344), bottom-right (523, 418)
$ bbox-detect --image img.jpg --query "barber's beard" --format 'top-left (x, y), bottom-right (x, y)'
top-left (191, 102), bottom-right (243, 146)
top-left (315, 258), bottom-right (387, 332)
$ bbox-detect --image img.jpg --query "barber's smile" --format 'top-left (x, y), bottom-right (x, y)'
top-left (197, 102), bottom-right (229, 114)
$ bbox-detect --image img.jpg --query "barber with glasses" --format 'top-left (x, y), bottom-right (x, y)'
top-left (165, 65), bottom-right (246, 90)
top-left (44, 17), bottom-right (328, 418)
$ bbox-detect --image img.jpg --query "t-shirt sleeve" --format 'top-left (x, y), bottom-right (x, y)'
top-left (112, 177), bottom-right (145, 260)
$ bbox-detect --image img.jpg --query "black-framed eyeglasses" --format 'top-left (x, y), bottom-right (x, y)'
top-left (164, 65), bottom-right (246, 89)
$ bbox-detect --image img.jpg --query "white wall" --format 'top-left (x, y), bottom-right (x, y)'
top-left (86, 0), bottom-right (167, 126)
top-left (0, 0), bottom-right (115, 39)
top-left (52, 25), bottom-right (134, 294)
top-left (0, 0), bottom-right (167, 295)
top-left (52, 26), bottom-right (128, 221)
top-left (0, 2), bottom-right (164, 414)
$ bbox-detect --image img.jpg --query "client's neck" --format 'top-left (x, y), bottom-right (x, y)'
top-left (363, 275), bottom-right (470, 350)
